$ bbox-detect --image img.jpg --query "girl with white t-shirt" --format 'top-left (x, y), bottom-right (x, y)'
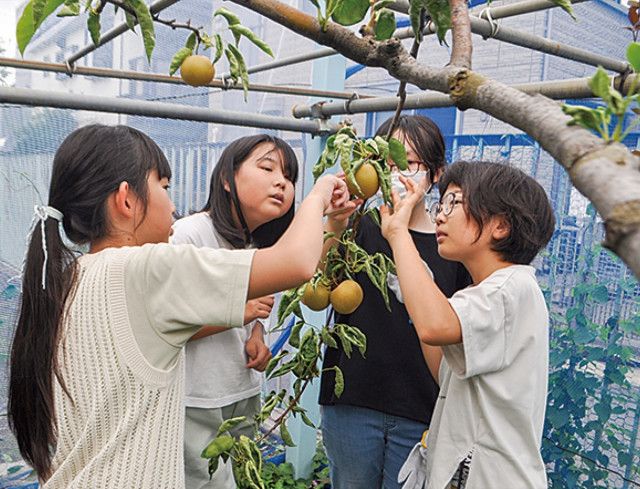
top-left (171, 134), bottom-right (299, 488)
top-left (7, 125), bottom-right (352, 489)
top-left (381, 161), bottom-right (555, 489)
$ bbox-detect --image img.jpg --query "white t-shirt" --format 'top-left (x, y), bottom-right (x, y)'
top-left (424, 265), bottom-right (549, 489)
top-left (171, 212), bottom-right (262, 408)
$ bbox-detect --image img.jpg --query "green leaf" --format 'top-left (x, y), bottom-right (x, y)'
top-left (276, 286), bottom-right (304, 329)
top-left (288, 320), bottom-right (304, 349)
top-left (590, 285), bottom-right (609, 303)
top-left (628, 42), bottom-right (640, 73)
top-left (169, 47), bottom-right (192, 76)
top-left (374, 8), bottom-right (396, 40)
top-left (227, 44), bottom-right (250, 100)
top-left (333, 366), bottom-right (344, 397)
top-left (127, 0), bottom-right (155, 61)
top-left (300, 411), bottom-right (316, 429)
top-left (280, 422), bottom-right (296, 447)
top-left (57, 0), bottom-right (80, 17)
top-left (331, 0), bottom-right (370, 26)
top-left (207, 456), bottom-right (219, 478)
top-left (214, 7), bottom-right (241, 25)
top-left (549, 0), bottom-right (576, 20)
top-left (17, 0), bottom-right (65, 55)
top-left (409, 0), bottom-right (428, 42)
top-left (426, 0), bottom-right (451, 45)
top-left (561, 104), bottom-right (602, 134)
top-left (388, 137), bottom-right (408, 170)
top-left (588, 67), bottom-right (612, 102)
top-left (213, 34), bottom-right (223, 64)
top-left (201, 434), bottom-right (235, 458)
top-left (32, 0), bottom-right (48, 26)
top-left (229, 24), bottom-right (274, 57)
top-left (217, 416), bottom-right (246, 435)
top-left (125, 11), bottom-right (137, 32)
top-left (320, 326), bottom-right (338, 349)
top-left (374, 135), bottom-right (389, 159)
top-left (373, 0), bottom-right (395, 11)
top-left (185, 32), bottom-right (197, 50)
top-left (87, 10), bottom-right (100, 47)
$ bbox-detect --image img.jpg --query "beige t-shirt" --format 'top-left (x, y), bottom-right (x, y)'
top-left (47, 243), bottom-right (255, 488)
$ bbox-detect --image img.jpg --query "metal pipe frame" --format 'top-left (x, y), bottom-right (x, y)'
top-left (292, 75), bottom-right (639, 118)
top-left (391, 0), bottom-right (627, 74)
top-left (390, 0), bottom-right (588, 18)
top-left (0, 56), bottom-right (372, 100)
top-left (65, 0), bottom-right (180, 66)
top-left (0, 86), bottom-right (337, 135)
top-left (239, 0), bottom-right (598, 78)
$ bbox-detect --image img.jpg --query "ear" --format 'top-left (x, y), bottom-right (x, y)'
top-left (222, 179), bottom-right (231, 192)
top-left (433, 167), bottom-right (445, 183)
top-left (491, 214), bottom-right (511, 241)
top-left (113, 181), bottom-right (136, 219)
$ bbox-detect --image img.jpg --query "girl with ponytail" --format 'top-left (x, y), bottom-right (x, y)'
top-left (8, 124), bottom-right (352, 488)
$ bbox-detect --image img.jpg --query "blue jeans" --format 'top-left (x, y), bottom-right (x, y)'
top-left (320, 404), bottom-right (429, 489)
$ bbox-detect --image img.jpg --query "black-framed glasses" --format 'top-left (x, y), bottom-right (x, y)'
top-left (390, 161), bottom-right (428, 177)
top-left (429, 192), bottom-right (464, 223)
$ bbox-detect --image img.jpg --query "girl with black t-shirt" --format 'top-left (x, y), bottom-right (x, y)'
top-left (319, 115), bottom-right (471, 489)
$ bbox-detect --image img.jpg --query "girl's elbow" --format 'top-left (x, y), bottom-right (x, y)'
top-left (419, 331), bottom-right (438, 346)
top-left (417, 323), bottom-right (440, 346)
top-left (291, 254), bottom-right (317, 284)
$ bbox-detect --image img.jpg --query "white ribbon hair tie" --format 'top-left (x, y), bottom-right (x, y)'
top-left (31, 205), bottom-right (64, 290)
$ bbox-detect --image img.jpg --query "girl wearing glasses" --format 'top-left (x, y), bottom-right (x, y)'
top-left (319, 115), bottom-right (471, 489)
top-left (381, 161), bottom-right (555, 489)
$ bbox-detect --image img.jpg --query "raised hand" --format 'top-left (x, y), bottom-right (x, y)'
top-left (380, 175), bottom-right (428, 242)
top-left (309, 174), bottom-right (351, 216)
top-left (243, 295), bottom-right (275, 325)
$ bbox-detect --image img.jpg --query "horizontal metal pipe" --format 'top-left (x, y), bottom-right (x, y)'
top-left (220, 47), bottom-right (338, 80)
top-left (292, 75), bottom-right (639, 118)
top-left (468, 17), bottom-right (628, 74)
top-left (390, 0), bottom-right (590, 18)
top-left (0, 56), bottom-right (371, 100)
top-left (65, 0), bottom-right (180, 65)
top-left (0, 86), bottom-right (336, 134)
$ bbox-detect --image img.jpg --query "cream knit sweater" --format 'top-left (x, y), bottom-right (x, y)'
top-left (43, 244), bottom-right (254, 488)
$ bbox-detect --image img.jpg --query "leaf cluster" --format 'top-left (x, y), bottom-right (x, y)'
top-left (562, 43), bottom-right (640, 142)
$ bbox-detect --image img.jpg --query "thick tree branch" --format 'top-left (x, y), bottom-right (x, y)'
top-left (228, 0), bottom-right (640, 278)
top-left (449, 0), bottom-right (472, 68)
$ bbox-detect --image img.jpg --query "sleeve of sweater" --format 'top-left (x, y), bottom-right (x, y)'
top-left (125, 243), bottom-right (255, 350)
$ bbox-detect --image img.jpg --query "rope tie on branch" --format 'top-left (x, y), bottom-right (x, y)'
top-left (343, 92), bottom-right (360, 115)
top-left (65, 60), bottom-right (77, 77)
top-left (478, 8), bottom-right (500, 39)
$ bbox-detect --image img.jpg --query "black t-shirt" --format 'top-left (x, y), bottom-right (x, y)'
top-left (319, 214), bottom-right (471, 425)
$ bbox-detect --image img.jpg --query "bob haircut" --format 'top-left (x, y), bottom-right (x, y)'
top-left (438, 160), bottom-right (555, 265)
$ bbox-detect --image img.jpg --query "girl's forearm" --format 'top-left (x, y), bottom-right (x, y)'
top-left (389, 231), bottom-right (462, 346)
top-left (249, 195), bottom-right (325, 299)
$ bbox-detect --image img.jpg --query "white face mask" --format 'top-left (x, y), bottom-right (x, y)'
top-left (390, 170), bottom-right (431, 199)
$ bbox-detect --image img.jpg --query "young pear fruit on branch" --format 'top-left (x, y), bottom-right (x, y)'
top-left (180, 55), bottom-right (215, 87)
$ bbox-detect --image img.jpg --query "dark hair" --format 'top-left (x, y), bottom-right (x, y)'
top-left (8, 124), bottom-right (171, 480)
top-left (375, 114), bottom-right (446, 185)
top-left (438, 161), bottom-right (555, 264)
top-left (202, 134), bottom-right (299, 249)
